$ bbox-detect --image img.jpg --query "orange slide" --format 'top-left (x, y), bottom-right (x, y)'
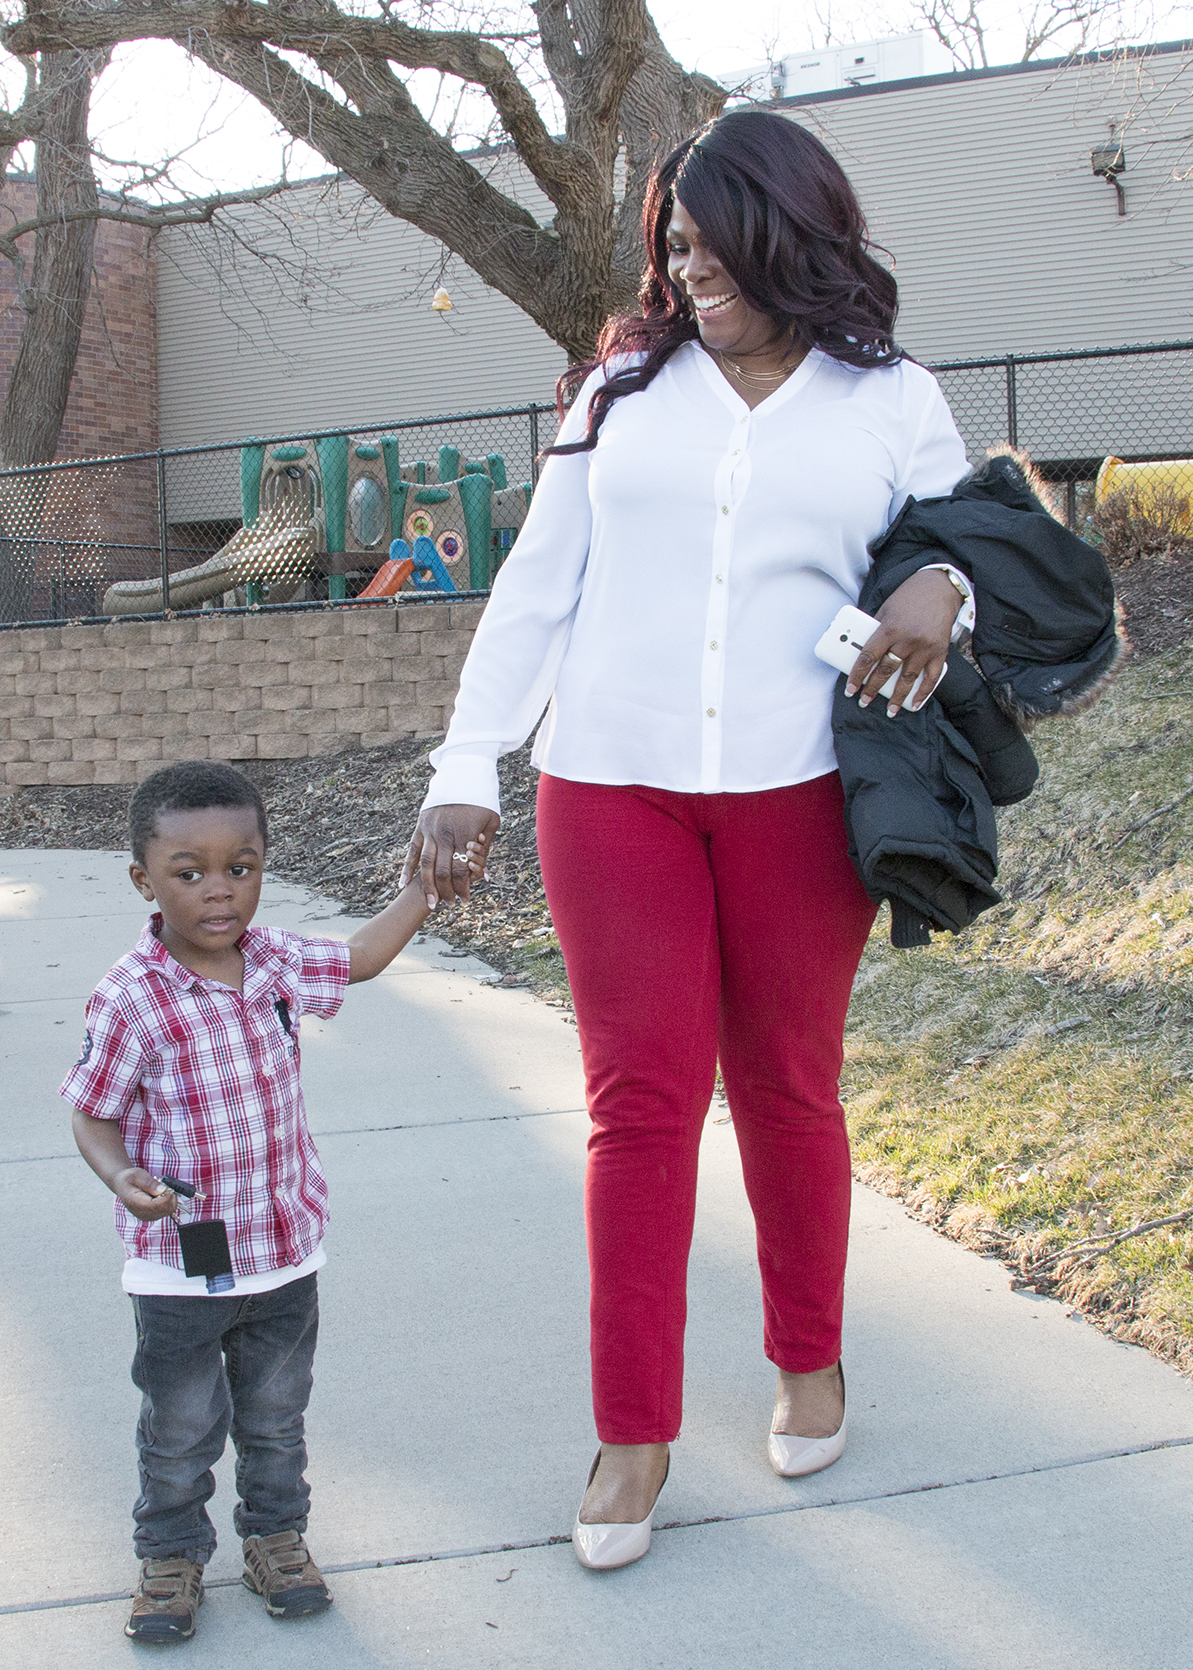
top-left (356, 556), bottom-right (415, 600)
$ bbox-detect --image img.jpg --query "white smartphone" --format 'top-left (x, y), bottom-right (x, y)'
top-left (814, 604), bottom-right (946, 711)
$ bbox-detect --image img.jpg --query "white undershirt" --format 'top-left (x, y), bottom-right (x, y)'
top-left (122, 1244), bottom-right (326, 1297)
top-left (425, 343), bottom-right (971, 815)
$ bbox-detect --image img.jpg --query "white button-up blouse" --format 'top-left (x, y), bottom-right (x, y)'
top-left (424, 341), bottom-right (970, 814)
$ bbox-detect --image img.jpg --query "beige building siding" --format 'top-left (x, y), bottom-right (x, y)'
top-left (156, 156), bottom-right (567, 450)
top-left (155, 46), bottom-right (1192, 464)
top-left (791, 46), bottom-right (1193, 363)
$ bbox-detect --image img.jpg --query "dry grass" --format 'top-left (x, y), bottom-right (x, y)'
top-left (844, 642), bottom-right (1193, 1371)
top-left (1091, 481), bottom-right (1193, 567)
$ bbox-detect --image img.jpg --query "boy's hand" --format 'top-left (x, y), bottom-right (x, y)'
top-left (113, 1168), bottom-right (177, 1222)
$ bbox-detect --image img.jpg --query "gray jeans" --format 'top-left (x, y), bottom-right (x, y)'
top-left (129, 1272), bottom-right (319, 1564)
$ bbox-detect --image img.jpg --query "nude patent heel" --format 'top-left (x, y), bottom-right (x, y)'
top-left (768, 1363), bottom-right (847, 1478)
top-left (572, 1449), bottom-right (670, 1570)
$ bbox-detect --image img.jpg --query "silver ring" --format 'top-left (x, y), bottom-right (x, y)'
top-left (884, 653), bottom-right (903, 665)
top-left (452, 851), bottom-right (468, 863)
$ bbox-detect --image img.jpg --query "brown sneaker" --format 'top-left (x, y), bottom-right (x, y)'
top-left (241, 1531), bottom-right (332, 1618)
top-left (125, 1557), bottom-right (205, 1644)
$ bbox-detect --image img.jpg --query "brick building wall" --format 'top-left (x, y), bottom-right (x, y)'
top-left (0, 176), bottom-right (159, 460)
top-left (0, 599), bottom-right (480, 787)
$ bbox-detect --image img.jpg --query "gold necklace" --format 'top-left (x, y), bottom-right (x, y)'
top-left (717, 350), bottom-right (801, 386)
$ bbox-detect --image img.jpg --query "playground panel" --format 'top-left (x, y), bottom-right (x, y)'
top-left (148, 410), bottom-right (552, 614)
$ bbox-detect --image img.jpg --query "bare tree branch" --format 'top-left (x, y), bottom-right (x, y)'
top-left (905, 0), bottom-right (1130, 69)
top-left (5, 0), bottom-right (726, 358)
top-left (0, 52), bottom-right (42, 170)
top-left (0, 177), bottom-right (300, 265)
top-left (8, 0), bottom-right (601, 206)
top-left (1025, 1203), bottom-right (1193, 1275)
top-left (916, 0), bottom-right (989, 69)
top-left (1019, 0), bottom-right (1101, 61)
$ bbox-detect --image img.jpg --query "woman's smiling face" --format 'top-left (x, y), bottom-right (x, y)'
top-left (665, 199), bottom-right (785, 358)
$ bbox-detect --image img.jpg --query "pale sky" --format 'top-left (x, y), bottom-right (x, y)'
top-left (6, 0), bottom-right (1192, 199)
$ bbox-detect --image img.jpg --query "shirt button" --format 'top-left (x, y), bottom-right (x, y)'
top-left (710, 641), bottom-right (718, 650)
top-left (721, 505), bottom-right (728, 514)
top-left (707, 708), bottom-right (716, 717)
top-left (715, 574), bottom-right (724, 583)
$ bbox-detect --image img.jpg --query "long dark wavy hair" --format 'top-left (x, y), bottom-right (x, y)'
top-left (549, 109), bottom-right (903, 456)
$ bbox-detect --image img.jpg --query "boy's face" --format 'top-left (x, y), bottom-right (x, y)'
top-left (130, 806), bottom-right (266, 965)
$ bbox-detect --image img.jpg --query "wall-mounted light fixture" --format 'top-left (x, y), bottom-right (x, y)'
top-left (1091, 126), bottom-right (1127, 216)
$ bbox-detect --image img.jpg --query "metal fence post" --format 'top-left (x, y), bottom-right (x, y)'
top-left (1004, 355), bottom-right (1019, 448)
top-left (529, 406), bottom-right (541, 487)
top-left (156, 451), bottom-right (170, 614)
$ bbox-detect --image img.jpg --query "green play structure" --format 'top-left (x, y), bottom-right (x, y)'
top-left (239, 435), bottom-right (531, 598)
top-left (102, 431), bottom-right (533, 615)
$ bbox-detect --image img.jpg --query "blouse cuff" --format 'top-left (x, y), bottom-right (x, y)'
top-left (924, 561), bottom-right (976, 640)
top-left (421, 753), bottom-right (502, 816)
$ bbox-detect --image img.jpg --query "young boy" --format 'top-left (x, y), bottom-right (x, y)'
top-left (62, 759), bottom-right (455, 1644)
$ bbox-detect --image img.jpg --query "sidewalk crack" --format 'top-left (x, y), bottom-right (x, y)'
top-left (6, 1434), bottom-right (1189, 1617)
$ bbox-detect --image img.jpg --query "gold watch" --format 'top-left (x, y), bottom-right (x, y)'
top-left (939, 567), bottom-right (970, 605)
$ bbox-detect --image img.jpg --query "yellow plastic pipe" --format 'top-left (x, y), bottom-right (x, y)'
top-left (1096, 456), bottom-right (1193, 531)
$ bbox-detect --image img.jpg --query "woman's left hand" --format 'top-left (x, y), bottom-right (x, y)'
top-left (844, 568), bottom-right (962, 717)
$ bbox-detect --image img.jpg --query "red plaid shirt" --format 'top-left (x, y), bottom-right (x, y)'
top-left (60, 915), bottom-right (351, 1276)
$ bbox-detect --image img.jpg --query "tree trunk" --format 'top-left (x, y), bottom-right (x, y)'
top-left (1, 52), bottom-right (99, 467)
top-left (612, 19), bottom-right (727, 291)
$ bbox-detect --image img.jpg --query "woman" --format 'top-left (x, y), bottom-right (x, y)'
top-left (402, 110), bottom-right (971, 1569)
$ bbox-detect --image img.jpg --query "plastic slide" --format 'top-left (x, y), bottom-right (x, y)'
top-left (356, 555), bottom-right (415, 599)
top-left (1097, 456), bottom-right (1193, 531)
top-left (102, 504), bottom-right (315, 616)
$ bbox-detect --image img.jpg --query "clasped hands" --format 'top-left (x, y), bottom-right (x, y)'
top-left (399, 572), bottom-right (962, 906)
top-left (401, 805), bottom-right (498, 910)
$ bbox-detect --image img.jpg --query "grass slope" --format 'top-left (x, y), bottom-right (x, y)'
top-left (844, 643), bottom-right (1193, 1371)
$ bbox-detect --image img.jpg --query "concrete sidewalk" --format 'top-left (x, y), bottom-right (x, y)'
top-left (1, 848), bottom-right (1191, 1669)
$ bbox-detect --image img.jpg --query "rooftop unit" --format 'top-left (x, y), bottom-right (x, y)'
top-left (722, 32), bottom-right (954, 101)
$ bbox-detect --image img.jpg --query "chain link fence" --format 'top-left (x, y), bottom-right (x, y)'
top-left (1, 342), bottom-right (1190, 629)
top-left (0, 404), bottom-right (559, 627)
top-left (932, 341), bottom-right (1193, 550)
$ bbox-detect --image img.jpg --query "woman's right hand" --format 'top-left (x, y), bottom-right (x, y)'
top-left (401, 803), bottom-right (501, 908)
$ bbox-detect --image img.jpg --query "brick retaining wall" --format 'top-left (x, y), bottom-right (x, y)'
top-left (0, 601), bottom-right (482, 787)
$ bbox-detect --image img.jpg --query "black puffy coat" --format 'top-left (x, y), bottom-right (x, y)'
top-left (834, 455), bottom-right (1120, 948)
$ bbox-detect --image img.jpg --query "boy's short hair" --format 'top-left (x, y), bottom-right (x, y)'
top-left (129, 760), bottom-right (268, 864)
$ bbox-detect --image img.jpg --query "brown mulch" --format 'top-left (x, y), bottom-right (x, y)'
top-left (1107, 548), bottom-right (1193, 654)
top-left (2, 560), bottom-right (1190, 988)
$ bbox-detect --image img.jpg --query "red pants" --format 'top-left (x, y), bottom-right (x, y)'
top-left (536, 772), bottom-right (877, 1445)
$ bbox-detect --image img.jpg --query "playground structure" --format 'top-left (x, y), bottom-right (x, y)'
top-left (101, 434), bottom-right (532, 615)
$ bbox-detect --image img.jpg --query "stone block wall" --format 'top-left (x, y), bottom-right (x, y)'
top-left (0, 600), bottom-right (483, 787)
